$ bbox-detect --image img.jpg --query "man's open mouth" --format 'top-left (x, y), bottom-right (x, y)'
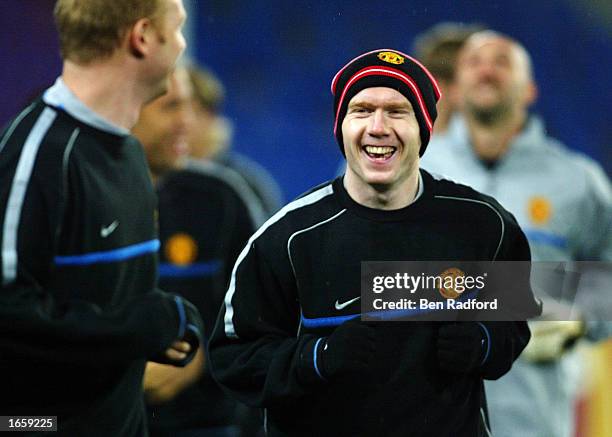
top-left (363, 145), bottom-right (396, 160)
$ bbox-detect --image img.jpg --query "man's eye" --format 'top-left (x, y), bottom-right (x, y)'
top-left (495, 57), bottom-right (511, 68)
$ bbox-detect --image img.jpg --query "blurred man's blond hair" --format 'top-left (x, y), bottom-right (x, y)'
top-left (413, 22), bottom-right (485, 82)
top-left (188, 65), bottom-right (226, 112)
top-left (54, 0), bottom-right (164, 64)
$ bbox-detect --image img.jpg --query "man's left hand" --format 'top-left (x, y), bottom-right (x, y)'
top-left (437, 323), bottom-right (487, 373)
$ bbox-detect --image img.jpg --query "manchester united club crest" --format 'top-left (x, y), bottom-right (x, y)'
top-left (438, 267), bottom-right (465, 299)
top-left (527, 196), bottom-right (552, 225)
top-left (377, 51), bottom-right (405, 65)
top-left (164, 233), bottom-right (198, 266)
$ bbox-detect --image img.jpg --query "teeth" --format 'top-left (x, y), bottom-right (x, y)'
top-left (365, 146), bottom-right (395, 155)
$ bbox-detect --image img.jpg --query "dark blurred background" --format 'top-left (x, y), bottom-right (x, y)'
top-left (1, 0), bottom-right (610, 200)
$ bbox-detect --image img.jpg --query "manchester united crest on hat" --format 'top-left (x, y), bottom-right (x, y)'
top-left (377, 51), bottom-right (405, 65)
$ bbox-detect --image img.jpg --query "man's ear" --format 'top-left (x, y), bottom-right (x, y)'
top-left (447, 81), bottom-right (461, 109)
top-left (524, 80), bottom-right (538, 107)
top-left (128, 18), bottom-right (154, 59)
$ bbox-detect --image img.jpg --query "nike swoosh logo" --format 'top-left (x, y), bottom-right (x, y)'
top-left (100, 220), bottom-right (119, 238)
top-left (335, 296), bottom-right (361, 310)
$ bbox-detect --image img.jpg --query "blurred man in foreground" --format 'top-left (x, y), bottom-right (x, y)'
top-left (0, 1), bottom-right (203, 435)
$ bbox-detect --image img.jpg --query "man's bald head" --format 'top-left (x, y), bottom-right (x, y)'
top-left (456, 31), bottom-right (537, 125)
top-left (462, 31), bottom-right (534, 82)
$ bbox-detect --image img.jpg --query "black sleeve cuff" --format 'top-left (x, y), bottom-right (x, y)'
top-left (296, 336), bottom-right (328, 386)
top-left (149, 294), bottom-right (204, 367)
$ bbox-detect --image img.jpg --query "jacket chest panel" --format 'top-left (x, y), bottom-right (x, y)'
top-left (290, 219), bottom-right (486, 319)
top-left (60, 150), bottom-right (156, 255)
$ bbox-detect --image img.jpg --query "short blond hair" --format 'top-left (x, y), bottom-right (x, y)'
top-left (188, 65), bottom-right (226, 112)
top-left (413, 22), bottom-right (485, 82)
top-left (54, 0), bottom-right (164, 64)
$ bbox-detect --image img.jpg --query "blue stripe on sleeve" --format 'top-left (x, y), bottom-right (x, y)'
top-left (302, 314), bottom-right (360, 328)
top-left (477, 322), bottom-right (491, 366)
top-left (313, 337), bottom-right (327, 381)
top-left (302, 290), bottom-right (480, 328)
top-left (523, 229), bottom-right (567, 249)
top-left (186, 323), bottom-right (202, 342)
top-left (54, 239), bottom-right (160, 266)
top-left (174, 295), bottom-right (186, 339)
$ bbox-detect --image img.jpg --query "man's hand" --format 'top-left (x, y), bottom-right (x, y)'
top-left (143, 347), bottom-right (205, 405)
top-left (318, 318), bottom-right (376, 380)
top-left (149, 294), bottom-right (204, 366)
top-left (437, 322), bottom-right (487, 374)
top-left (521, 320), bottom-right (584, 363)
top-left (163, 340), bottom-right (192, 362)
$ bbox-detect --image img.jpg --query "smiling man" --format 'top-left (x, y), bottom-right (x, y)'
top-left (209, 49), bottom-right (540, 436)
top-left (341, 86), bottom-right (421, 207)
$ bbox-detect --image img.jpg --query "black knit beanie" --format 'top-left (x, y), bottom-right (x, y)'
top-left (331, 49), bottom-right (441, 157)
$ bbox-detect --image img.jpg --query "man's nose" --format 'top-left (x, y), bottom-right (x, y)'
top-left (177, 106), bottom-right (196, 131)
top-left (476, 60), bottom-right (497, 79)
top-left (368, 109), bottom-right (389, 136)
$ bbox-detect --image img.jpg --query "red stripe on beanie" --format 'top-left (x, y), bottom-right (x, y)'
top-left (331, 49), bottom-right (391, 94)
top-left (333, 66), bottom-right (434, 136)
top-left (400, 53), bottom-right (442, 100)
top-left (331, 48), bottom-right (442, 100)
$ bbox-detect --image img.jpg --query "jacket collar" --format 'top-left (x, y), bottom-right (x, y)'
top-left (43, 77), bottom-right (130, 137)
top-left (446, 113), bottom-right (548, 156)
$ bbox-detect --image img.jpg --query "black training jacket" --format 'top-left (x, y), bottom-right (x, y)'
top-left (209, 170), bottom-right (541, 437)
top-left (0, 80), bottom-right (202, 436)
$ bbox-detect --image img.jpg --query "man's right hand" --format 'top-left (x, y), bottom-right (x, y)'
top-left (149, 293), bottom-right (204, 367)
top-left (318, 318), bottom-right (376, 380)
top-left (163, 340), bottom-right (192, 362)
top-left (144, 348), bottom-right (206, 405)
top-left (521, 320), bottom-right (585, 363)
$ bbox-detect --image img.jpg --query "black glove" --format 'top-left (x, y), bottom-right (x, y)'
top-left (151, 294), bottom-right (204, 367)
top-left (317, 317), bottom-right (376, 380)
top-left (437, 322), bottom-right (488, 374)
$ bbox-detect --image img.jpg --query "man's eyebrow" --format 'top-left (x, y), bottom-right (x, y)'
top-left (348, 100), bottom-right (373, 108)
top-left (494, 53), bottom-right (512, 62)
top-left (348, 100), bottom-right (412, 110)
top-left (385, 102), bottom-right (412, 110)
